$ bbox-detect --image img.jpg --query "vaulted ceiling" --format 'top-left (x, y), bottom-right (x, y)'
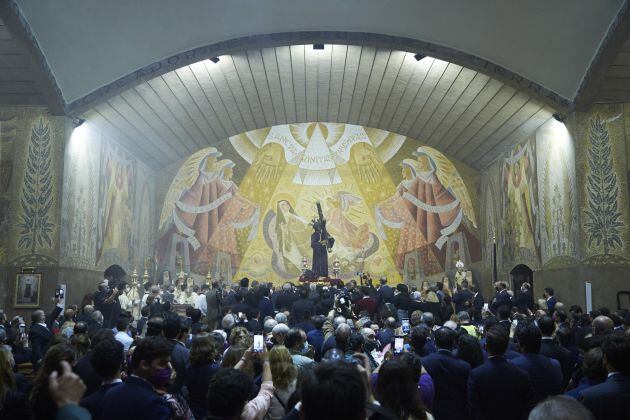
top-left (84, 45), bottom-right (554, 170)
top-left (3, 0), bottom-right (630, 171)
top-left (12, 0), bottom-right (625, 106)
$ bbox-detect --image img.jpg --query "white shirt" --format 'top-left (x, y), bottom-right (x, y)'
top-left (115, 330), bottom-right (134, 353)
top-left (141, 293), bottom-right (149, 308)
top-left (196, 293), bottom-right (207, 316)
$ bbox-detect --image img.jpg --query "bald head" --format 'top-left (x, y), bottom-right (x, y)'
top-left (592, 316), bottom-right (613, 336)
top-left (335, 323), bottom-right (352, 341)
top-left (385, 317), bottom-right (396, 328)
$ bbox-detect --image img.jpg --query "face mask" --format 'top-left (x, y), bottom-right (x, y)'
top-left (149, 367), bottom-right (173, 389)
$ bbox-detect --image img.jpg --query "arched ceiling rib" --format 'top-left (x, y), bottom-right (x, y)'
top-left (84, 45), bottom-right (554, 170)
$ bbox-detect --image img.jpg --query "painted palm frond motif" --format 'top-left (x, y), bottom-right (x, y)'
top-left (584, 115), bottom-right (624, 254)
top-left (17, 118), bottom-right (55, 253)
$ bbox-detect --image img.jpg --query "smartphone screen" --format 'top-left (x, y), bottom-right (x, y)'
top-left (394, 337), bottom-right (404, 354)
top-left (253, 334), bottom-right (264, 352)
top-left (339, 297), bottom-right (346, 305)
top-left (238, 312), bottom-right (243, 318)
top-left (401, 318), bottom-right (410, 334)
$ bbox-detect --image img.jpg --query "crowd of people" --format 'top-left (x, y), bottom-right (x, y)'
top-left (0, 265), bottom-right (629, 420)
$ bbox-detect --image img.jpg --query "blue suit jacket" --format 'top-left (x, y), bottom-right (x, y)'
top-left (580, 373), bottom-right (630, 420)
top-left (546, 296), bottom-right (557, 313)
top-left (422, 349), bottom-right (471, 420)
top-left (509, 353), bottom-right (562, 404)
top-left (80, 382), bottom-right (121, 420)
top-left (307, 329), bottom-right (324, 361)
top-left (101, 375), bottom-right (171, 420)
top-left (258, 297), bottom-right (275, 320)
top-left (468, 356), bottom-right (533, 420)
top-left (376, 285), bottom-right (394, 306)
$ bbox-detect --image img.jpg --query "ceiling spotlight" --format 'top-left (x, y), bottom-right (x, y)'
top-left (552, 113), bottom-right (567, 123)
top-left (72, 117), bottom-right (86, 128)
top-left (414, 53), bottom-right (426, 61)
top-left (313, 44), bottom-right (325, 50)
top-left (209, 56), bottom-right (220, 64)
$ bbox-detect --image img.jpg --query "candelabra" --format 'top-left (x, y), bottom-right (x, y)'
top-left (206, 269), bottom-right (212, 287)
top-left (332, 258), bottom-right (340, 278)
top-left (302, 255), bottom-right (309, 276)
top-left (130, 269), bottom-right (139, 288)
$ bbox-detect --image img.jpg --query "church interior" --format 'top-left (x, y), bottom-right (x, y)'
top-left (1, 0), bottom-right (630, 316)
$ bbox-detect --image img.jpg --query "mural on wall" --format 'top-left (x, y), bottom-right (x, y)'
top-left (96, 143), bottom-right (136, 269)
top-left (7, 111), bottom-right (64, 264)
top-left (157, 123), bottom-right (482, 284)
top-left (0, 115), bottom-right (17, 264)
top-left (60, 126), bottom-right (101, 269)
top-left (482, 184), bottom-right (498, 280)
top-left (17, 118), bottom-right (55, 254)
top-left (576, 105), bottom-right (630, 265)
top-left (536, 119), bottom-right (579, 266)
top-left (501, 137), bottom-right (540, 269)
top-left (133, 165), bottom-right (156, 271)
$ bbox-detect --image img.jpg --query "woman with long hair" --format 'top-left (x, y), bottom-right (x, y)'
top-left (374, 359), bottom-right (431, 420)
top-left (266, 345), bottom-right (297, 419)
top-left (29, 343), bottom-right (75, 420)
top-left (185, 333), bottom-right (221, 419)
top-left (0, 348), bottom-right (31, 419)
top-left (70, 333), bottom-right (90, 359)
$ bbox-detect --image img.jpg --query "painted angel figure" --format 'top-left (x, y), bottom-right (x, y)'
top-left (207, 159), bottom-right (260, 268)
top-left (325, 191), bottom-right (370, 250)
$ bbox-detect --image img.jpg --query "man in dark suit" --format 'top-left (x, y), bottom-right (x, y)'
top-left (580, 334), bottom-right (630, 420)
top-left (80, 338), bottom-right (124, 419)
top-left (544, 287), bottom-right (557, 313)
top-left (292, 288), bottom-right (316, 323)
top-left (376, 276), bottom-right (394, 309)
top-left (257, 287), bottom-right (275, 320)
top-left (510, 321), bottom-right (563, 405)
top-left (377, 317), bottom-right (397, 351)
top-left (230, 293), bottom-right (251, 319)
top-left (538, 315), bottom-right (573, 387)
top-left (29, 303), bottom-right (63, 369)
top-left (307, 315), bottom-right (326, 362)
top-left (205, 281), bottom-right (223, 331)
top-left (74, 329), bottom-right (116, 398)
top-left (468, 326), bottom-right (533, 420)
top-left (452, 280), bottom-right (474, 314)
top-left (514, 282), bottom-right (534, 313)
top-left (101, 336), bottom-right (172, 420)
top-left (470, 286), bottom-right (485, 323)
top-left (163, 313), bottom-right (189, 394)
top-left (136, 306), bottom-right (150, 337)
top-left (275, 283), bottom-right (299, 312)
top-left (490, 282), bottom-right (512, 314)
top-left (243, 309), bottom-right (263, 333)
top-left (422, 326), bottom-right (471, 420)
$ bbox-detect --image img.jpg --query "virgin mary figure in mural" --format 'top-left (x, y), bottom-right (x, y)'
top-left (263, 197), bottom-right (311, 278)
top-left (503, 144), bottom-right (537, 252)
top-left (98, 155), bottom-right (133, 263)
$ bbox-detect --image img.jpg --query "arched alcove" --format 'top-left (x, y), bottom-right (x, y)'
top-left (510, 264), bottom-right (533, 291)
